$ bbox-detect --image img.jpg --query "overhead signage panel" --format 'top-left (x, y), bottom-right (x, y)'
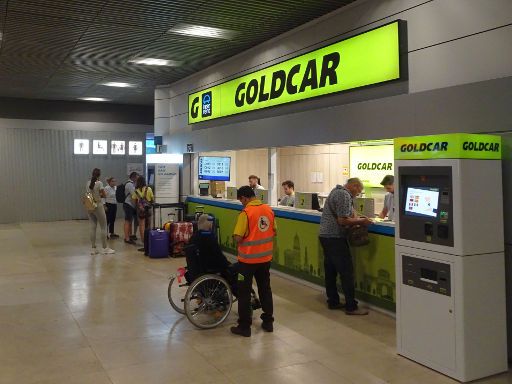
top-left (189, 20), bottom-right (406, 124)
top-left (394, 134), bottom-right (502, 160)
top-left (350, 144), bottom-right (394, 188)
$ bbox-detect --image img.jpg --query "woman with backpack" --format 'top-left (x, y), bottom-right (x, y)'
top-left (132, 176), bottom-right (155, 245)
top-left (86, 168), bottom-right (115, 255)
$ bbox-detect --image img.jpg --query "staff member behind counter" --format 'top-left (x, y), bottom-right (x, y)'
top-left (279, 180), bottom-right (295, 206)
top-left (378, 175), bottom-right (395, 221)
top-left (248, 175), bottom-right (264, 191)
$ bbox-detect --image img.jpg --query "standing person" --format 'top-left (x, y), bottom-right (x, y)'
top-left (318, 178), bottom-right (372, 315)
top-left (104, 177), bottom-right (119, 239)
top-left (123, 172), bottom-right (138, 245)
top-left (279, 180), bottom-right (295, 206)
top-left (378, 175), bottom-right (395, 221)
top-left (86, 168), bottom-right (115, 255)
top-left (248, 175), bottom-right (264, 191)
top-left (132, 176), bottom-right (155, 244)
top-left (231, 186), bottom-right (276, 337)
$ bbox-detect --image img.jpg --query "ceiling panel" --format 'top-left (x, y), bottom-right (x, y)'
top-left (0, 0), bottom-right (357, 105)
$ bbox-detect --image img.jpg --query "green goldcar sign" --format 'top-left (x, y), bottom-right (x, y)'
top-left (394, 134), bottom-right (502, 160)
top-left (189, 20), bottom-right (407, 124)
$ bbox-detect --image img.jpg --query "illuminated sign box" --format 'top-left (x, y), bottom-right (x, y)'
top-left (93, 140), bottom-right (108, 155)
top-left (111, 141), bottom-right (126, 155)
top-left (189, 20), bottom-right (407, 124)
top-left (74, 139), bottom-right (89, 155)
top-left (350, 144), bottom-right (394, 188)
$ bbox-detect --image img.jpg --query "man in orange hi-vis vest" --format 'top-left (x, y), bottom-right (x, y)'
top-left (230, 186), bottom-right (276, 337)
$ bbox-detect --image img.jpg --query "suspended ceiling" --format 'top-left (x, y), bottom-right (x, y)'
top-left (0, 0), bottom-right (356, 105)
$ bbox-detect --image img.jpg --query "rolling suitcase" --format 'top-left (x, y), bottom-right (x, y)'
top-left (170, 221), bottom-right (194, 257)
top-left (148, 230), bottom-right (169, 259)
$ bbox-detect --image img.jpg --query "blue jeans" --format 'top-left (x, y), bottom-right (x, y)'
top-left (319, 237), bottom-right (358, 311)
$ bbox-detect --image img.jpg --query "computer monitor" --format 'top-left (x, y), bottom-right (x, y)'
top-left (198, 156), bottom-right (231, 181)
top-left (404, 187), bottom-right (440, 218)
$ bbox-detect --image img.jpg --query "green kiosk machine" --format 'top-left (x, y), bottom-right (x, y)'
top-left (394, 134), bottom-right (507, 382)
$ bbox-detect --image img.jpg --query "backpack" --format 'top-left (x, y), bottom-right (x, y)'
top-left (82, 191), bottom-right (97, 212)
top-left (136, 187), bottom-right (152, 218)
top-left (116, 181), bottom-right (127, 203)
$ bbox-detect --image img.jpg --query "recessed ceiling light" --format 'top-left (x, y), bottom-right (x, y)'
top-left (101, 82), bottom-right (135, 88)
top-left (79, 97), bottom-right (111, 102)
top-left (129, 58), bottom-right (180, 66)
top-left (168, 23), bottom-right (235, 39)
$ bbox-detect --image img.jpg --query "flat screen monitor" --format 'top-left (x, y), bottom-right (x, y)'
top-left (405, 187), bottom-right (440, 218)
top-left (198, 156), bottom-right (231, 181)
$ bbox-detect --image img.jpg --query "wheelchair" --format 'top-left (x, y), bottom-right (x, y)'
top-left (168, 244), bottom-right (259, 329)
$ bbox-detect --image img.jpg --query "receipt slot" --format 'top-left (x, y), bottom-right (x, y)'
top-left (394, 134), bottom-right (507, 382)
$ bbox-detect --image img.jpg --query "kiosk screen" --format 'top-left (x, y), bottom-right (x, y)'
top-left (405, 187), bottom-right (439, 218)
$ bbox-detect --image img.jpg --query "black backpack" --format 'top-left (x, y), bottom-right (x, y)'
top-left (116, 182), bottom-right (127, 203)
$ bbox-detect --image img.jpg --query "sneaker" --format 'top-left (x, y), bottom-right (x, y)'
top-left (90, 248), bottom-right (99, 255)
top-left (345, 308), bottom-right (369, 316)
top-left (137, 247), bottom-right (145, 252)
top-left (124, 239), bottom-right (136, 245)
top-left (230, 326), bottom-right (251, 337)
top-left (130, 235), bottom-right (137, 241)
top-left (110, 234), bottom-right (120, 238)
top-left (328, 302), bottom-right (345, 310)
top-left (102, 247), bottom-right (115, 254)
top-left (261, 322), bottom-right (273, 332)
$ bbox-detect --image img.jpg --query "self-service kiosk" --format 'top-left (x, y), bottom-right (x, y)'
top-left (394, 134), bottom-right (507, 382)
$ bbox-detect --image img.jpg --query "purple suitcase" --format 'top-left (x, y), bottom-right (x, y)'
top-left (148, 230), bottom-right (169, 259)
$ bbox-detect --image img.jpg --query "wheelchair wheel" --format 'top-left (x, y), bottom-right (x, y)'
top-left (184, 274), bottom-right (233, 329)
top-left (168, 277), bottom-right (188, 314)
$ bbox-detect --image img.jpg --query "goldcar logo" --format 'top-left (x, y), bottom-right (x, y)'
top-left (462, 141), bottom-right (499, 152)
top-left (357, 162), bottom-right (392, 170)
top-left (400, 142), bottom-right (448, 153)
top-left (394, 134), bottom-right (502, 160)
top-left (189, 21), bottom-right (405, 124)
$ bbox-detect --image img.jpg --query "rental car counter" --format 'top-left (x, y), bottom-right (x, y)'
top-left (186, 196), bottom-right (396, 312)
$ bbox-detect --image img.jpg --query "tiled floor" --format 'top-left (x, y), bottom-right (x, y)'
top-left (0, 221), bottom-right (510, 384)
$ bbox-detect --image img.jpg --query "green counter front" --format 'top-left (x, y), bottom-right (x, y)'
top-left (187, 196), bottom-right (396, 312)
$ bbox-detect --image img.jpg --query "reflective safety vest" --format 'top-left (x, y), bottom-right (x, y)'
top-left (238, 204), bottom-right (275, 264)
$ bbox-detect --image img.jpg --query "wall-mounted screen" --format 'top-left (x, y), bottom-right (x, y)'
top-left (198, 156), bottom-right (231, 181)
top-left (129, 141), bottom-right (143, 156)
top-left (74, 139), bottom-right (89, 155)
top-left (93, 140), bottom-right (108, 155)
top-left (111, 141), bottom-right (125, 155)
top-left (405, 187), bottom-right (439, 218)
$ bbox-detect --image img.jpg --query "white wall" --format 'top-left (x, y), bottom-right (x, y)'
top-left (0, 118), bottom-right (151, 223)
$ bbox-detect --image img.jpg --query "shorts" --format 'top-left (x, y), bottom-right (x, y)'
top-left (123, 203), bottom-right (137, 222)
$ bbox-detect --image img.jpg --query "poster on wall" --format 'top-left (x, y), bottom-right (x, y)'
top-left (349, 144), bottom-right (394, 188)
top-left (129, 141), bottom-right (143, 156)
top-left (111, 141), bottom-right (125, 155)
top-left (74, 139), bottom-right (89, 155)
top-left (92, 140), bottom-right (108, 155)
top-left (155, 163), bottom-right (179, 201)
top-left (127, 163), bottom-right (144, 176)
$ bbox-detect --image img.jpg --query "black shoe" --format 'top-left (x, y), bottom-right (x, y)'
top-left (328, 302), bottom-right (345, 310)
top-left (261, 322), bottom-right (273, 332)
top-left (124, 239), bottom-right (136, 245)
top-left (130, 235), bottom-right (137, 241)
top-left (110, 234), bottom-right (120, 239)
top-left (230, 326), bottom-right (251, 337)
top-left (138, 247), bottom-right (145, 252)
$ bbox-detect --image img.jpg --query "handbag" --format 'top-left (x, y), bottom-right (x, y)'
top-left (326, 190), bottom-right (370, 247)
top-left (348, 225), bottom-right (370, 247)
top-left (82, 191), bottom-right (98, 212)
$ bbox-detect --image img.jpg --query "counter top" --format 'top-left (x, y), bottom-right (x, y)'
top-left (187, 196), bottom-right (395, 236)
